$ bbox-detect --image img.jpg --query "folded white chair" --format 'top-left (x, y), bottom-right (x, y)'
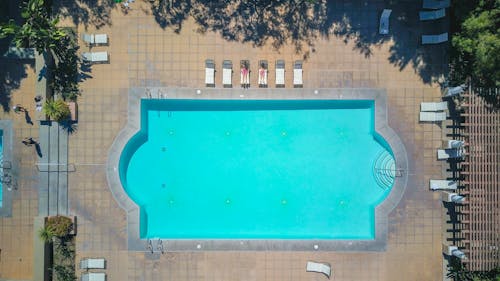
top-left (430, 180), bottom-right (457, 190)
top-left (80, 258), bottom-right (106, 269)
top-left (94, 34), bottom-right (108, 45)
top-left (423, 0), bottom-right (450, 9)
top-left (420, 101), bottom-right (448, 111)
top-left (419, 8), bottom-right (445, 20)
top-left (379, 9), bottom-right (392, 35)
top-left (258, 60), bottom-right (268, 88)
top-left (82, 34), bottom-right (94, 45)
top-left (422, 33), bottom-right (448, 44)
top-left (293, 60), bottom-right (303, 88)
top-left (222, 60), bottom-right (232, 88)
top-left (205, 59), bottom-right (215, 87)
top-left (81, 272), bottom-right (106, 281)
top-left (419, 111), bottom-right (446, 121)
top-left (82, 51), bottom-right (109, 63)
top-left (275, 60), bottom-right (285, 87)
top-left (444, 140), bottom-right (465, 149)
top-left (444, 85), bottom-right (466, 97)
top-left (306, 261), bottom-right (331, 279)
top-left (438, 148), bottom-right (464, 160)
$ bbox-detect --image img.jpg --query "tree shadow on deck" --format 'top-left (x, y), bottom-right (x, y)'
top-left (147, 0), bottom-right (448, 85)
top-left (52, 0), bottom-right (114, 29)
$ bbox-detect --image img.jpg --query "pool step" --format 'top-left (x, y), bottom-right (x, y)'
top-left (372, 151), bottom-right (396, 190)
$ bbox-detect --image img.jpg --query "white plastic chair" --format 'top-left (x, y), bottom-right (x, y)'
top-left (80, 258), bottom-right (106, 269)
top-left (205, 59), bottom-right (215, 87)
top-left (379, 9), bottom-right (392, 35)
top-left (275, 60), bottom-right (285, 88)
top-left (222, 60), bottom-right (232, 88)
top-left (422, 33), bottom-right (448, 44)
top-left (306, 261), bottom-right (331, 279)
top-left (419, 111), bottom-right (446, 121)
top-left (419, 8), bottom-right (445, 21)
top-left (82, 51), bottom-right (109, 64)
top-left (430, 180), bottom-right (457, 190)
top-left (420, 101), bottom-right (448, 111)
top-left (81, 272), bottom-right (106, 281)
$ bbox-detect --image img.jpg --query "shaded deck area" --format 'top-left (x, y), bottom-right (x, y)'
top-left (456, 89), bottom-right (500, 271)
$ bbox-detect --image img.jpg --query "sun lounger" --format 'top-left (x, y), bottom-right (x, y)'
top-left (419, 8), bottom-right (445, 21)
top-left (444, 85), bottom-right (466, 97)
top-left (82, 34), bottom-right (108, 46)
top-left (81, 272), bottom-right (106, 281)
top-left (379, 9), bottom-right (392, 35)
top-left (222, 60), bottom-right (232, 88)
top-left (240, 60), bottom-right (250, 88)
top-left (419, 111), bottom-right (446, 121)
top-left (258, 60), bottom-right (268, 88)
top-left (423, 0), bottom-right (450, 9)
top-left (82, 52), bottom-right (109, 64)
top-left (420, 101), bottom-right (448, 111)
top-left (444, 140), bottom-right (465, 149)
top-left (422, 33), bottom-right (448, 44)
top-left (438, 148), bottom-right (464, 160)
top-left (275, 60), bottom-right (285, 88)
top-left (80, 258), bottom-right (106, 270)
top-left (293, 60), bottom-right (303, 88)
top-left (205, 59), bottom-right (215, 87)
top-left (306, 261), bottom-right (331, 279)
top-left (430, 180), bottom-right (457, 190)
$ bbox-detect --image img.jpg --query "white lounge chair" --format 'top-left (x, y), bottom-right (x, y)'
top-left (379, 9), bottom-right (392, 35)
top-left (438, 148), bottom-right (464, 160)
top-left (420, 101), bottom-right (448, 111)
top-left (419, 111), bottom-right (446, 121)
top-left (258, 60), bottom-right (268, 88)
top-left (293, 60), bottom-right (303, 88)
top-left (444, 85), bottom-right (466, 97)
top-left (240, 60), bottom-right (250, 88)
top-left (80, 258), bottom-right (106, 270)
top-left (430, 180), bottom-right (457, 190)
top-left (444, 140), bottom-right (465, 149)
top-left (423, 0), bottom-right (450, 9)
top-left (205, 59), bottom-right (215, 87)
top-left (82, 34), bottom-right (108, 46)
top-left (81, 272), bottom-right (106, 281)
top-left (422, 33), bottom-right (448, 44)
top-left (419, 8), bottom-right (445, 21)
top-left (222, 60), bottom-right (232, 88)
top-left (82, 51), bottom-right (109, 64)
top-left (306, 261), bottom-right (331, 279)
top-left (275, 60), bottom-right (285, 88)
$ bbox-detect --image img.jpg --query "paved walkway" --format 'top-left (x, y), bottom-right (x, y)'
top-left (0, 0), bottom-right (451, 280)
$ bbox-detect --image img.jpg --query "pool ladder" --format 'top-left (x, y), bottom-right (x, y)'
top-left (372, 151), bottom-right (402, 190)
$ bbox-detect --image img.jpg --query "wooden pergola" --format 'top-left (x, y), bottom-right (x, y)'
top-left (456, 88), bottom-right (500, 271)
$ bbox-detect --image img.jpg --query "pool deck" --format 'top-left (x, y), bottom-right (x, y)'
top-left (0, 0), bottom-right (451, 280)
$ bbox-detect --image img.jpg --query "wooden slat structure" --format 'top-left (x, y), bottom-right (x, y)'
top-left (456, 88), bottom-right (500, 271)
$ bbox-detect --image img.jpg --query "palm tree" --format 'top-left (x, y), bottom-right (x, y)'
top-left (38, 226), bottom-right (55, 243)
top-left (0, 0), bottom-right (66, 54)
top-left (43, 99), bottom-right (70, 122)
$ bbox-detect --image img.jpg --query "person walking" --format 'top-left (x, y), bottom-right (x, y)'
top-left (12, 104), bottom-right (26, 114)
top-left (21, 137), bottom-right (38, 146)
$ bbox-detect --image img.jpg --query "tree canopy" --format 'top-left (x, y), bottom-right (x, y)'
top-left (450, 0), bottom-right (500, 88)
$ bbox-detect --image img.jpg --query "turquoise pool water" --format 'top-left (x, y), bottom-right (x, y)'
top-left (120, 100), bottom-right (394, 239)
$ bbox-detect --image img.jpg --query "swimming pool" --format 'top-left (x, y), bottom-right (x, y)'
top-left (119, 99), bottom-right (395, 240)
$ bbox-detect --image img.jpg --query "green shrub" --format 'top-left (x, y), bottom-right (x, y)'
top-left (43, 99), bottom-right (71, 122)
top-left (46, 216), bottom-right (73, 237)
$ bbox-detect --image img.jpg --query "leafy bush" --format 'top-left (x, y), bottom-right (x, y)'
top-left (46, 216), bottom-right (73, 237)
top-left (43, 99), bottom-right (71, 122)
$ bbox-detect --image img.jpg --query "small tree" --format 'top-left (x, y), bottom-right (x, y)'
top-left (43, 99), bottom-right (71, 122)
